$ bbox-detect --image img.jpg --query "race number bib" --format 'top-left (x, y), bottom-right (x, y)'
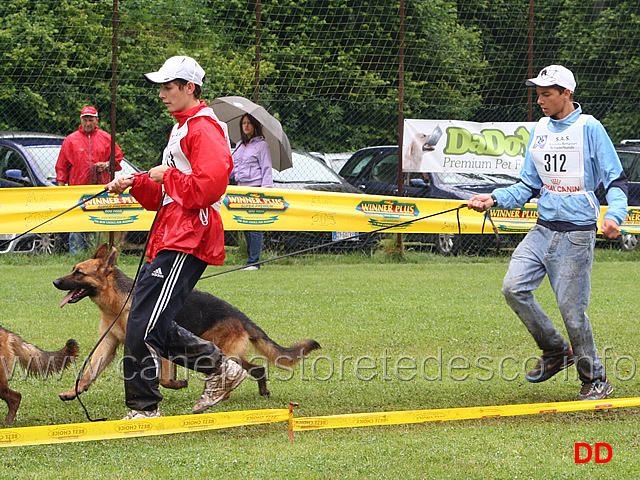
top-left (530, 115), bottom-right (590, 195)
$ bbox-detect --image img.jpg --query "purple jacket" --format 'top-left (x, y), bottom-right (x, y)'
top-left (231, 136), bottom-right (273, 187)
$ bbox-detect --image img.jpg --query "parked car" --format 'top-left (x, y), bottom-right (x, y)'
top-left (228, 148), bottom-right (376, 252)
top-left (273, 149), bottom-right (361, 193)
top-left (595, 140), bottom-right (640, 251)
top-left (309, 151), bottom-right (354, 173)
top-left (0, 131), bottom-right (140, 254)
top-left (338, 146), bottom-right (519, 254)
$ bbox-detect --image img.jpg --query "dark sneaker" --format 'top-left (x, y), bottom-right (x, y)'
top-left (525, 349), bottom-right (574, 383)
top-left (577, 378), bottom-right (613, 401)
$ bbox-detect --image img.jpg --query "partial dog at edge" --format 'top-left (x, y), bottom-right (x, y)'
top-left (53, 244), bottom-right (321, 402)
top-left (0, 326), bottom-right (78, 423)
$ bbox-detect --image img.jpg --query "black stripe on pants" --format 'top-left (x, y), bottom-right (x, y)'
top-left (123, 250), bottom-right (225, 411)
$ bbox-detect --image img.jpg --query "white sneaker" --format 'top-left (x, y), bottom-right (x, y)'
top-left (243, 265), bottom-right (259, 271)
top-left (192, 359), bottom-right (247, 414)
top-left (121, 408), bottom-right (162, 420)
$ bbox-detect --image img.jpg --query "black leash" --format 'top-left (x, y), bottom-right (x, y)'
top-left (74, 189), bottom-right (163, 422)
top-left (483, 208), bottom-right (502, 254)
top-left (456, 203), bottom-right (502, 256)
top-left (0, 184), bottom-right (131, 420)
top-left (199, 203), bottom-right (486, 280)
top-left (75, 198), bottom-right (467, 419)
top-left (73, 249), bottom-right (149, 422)
top-left (6, 187), bottom-right (499, 420)
top-left (74, 199), bottom-right (500, 419)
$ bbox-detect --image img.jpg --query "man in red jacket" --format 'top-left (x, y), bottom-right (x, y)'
top-left (56, 106), bottom-right (123, 186)
top-left (56, 106), bottom-right (124, 253)
top-left (106, 56), bottom-right (245, 420)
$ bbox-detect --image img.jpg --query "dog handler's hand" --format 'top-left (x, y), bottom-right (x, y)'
top-left (467, 193), bottom-right (495, 212)
top-left (601, 218), bottom-right (621, 239)
top-left (148, 165), bottom-right (170, 184)
top-left (106, 175), bottom-right (135, 195)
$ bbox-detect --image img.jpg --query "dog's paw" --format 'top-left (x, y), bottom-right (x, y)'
top-left (58, 389), bottom-right (78, 401)
top-left (161, 379), bottom-right (189, 390)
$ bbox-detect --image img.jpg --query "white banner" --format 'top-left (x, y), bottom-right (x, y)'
top-left (403, 119), bottom-right (537, 175)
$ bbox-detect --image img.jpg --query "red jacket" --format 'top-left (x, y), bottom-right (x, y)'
top-left (130, 102), bottom-right (233, 265)
top-left (56, 126), bottom-right (123, 185)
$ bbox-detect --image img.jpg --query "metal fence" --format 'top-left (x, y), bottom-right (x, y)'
top-left (1, 0), bottom-right (638, 256)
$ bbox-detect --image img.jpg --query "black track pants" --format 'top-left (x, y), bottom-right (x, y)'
top-left (123, 250), bottom-right (225, 411)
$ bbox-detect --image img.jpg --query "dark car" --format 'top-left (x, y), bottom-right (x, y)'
top-left (227, 148), bottom-right (375, 252)
top-left (596, 140), bottom-right (640, 251)
top-left (0, 131), bottom-right (140, 254)
top-left (338, 146), bottom-right (519, 254)
top-left (339, 146), bottom-right (518, 199)
top-left (0, 132), bottom-right (65, 188)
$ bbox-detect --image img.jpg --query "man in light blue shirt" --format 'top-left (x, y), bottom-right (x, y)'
top-left (468, 65), bottom-right (628, 401)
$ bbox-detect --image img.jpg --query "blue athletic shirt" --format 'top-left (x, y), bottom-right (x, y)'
top-left (493, 104), bottom-right (628, 227)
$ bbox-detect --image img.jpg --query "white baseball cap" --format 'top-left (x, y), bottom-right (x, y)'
top-left (525, 65), bottom-right (577, 93)
top-left (144, 56), bottom-right (205, 86)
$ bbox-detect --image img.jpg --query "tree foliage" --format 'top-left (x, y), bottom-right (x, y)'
top-left (457, 0), bottom-right (640, 140)
top-left (556, 0), bottom-right (640, 140)
top-left (254, 0), bottom-right (487, 150)
top-left (0, 0), bottom-right (637, 168)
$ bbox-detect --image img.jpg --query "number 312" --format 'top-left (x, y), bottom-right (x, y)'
top-left (543, 153), bottom-right (567, 172)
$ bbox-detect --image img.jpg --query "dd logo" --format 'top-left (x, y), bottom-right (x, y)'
top-left (574, 443), bottom-right (612, 464)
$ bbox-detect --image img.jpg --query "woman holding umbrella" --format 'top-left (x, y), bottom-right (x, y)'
top-left (231, 113), bottom-right (273, 270)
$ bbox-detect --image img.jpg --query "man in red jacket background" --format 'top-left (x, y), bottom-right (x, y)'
top-left (106, 55), bottom-right (245, 420)
top-left (56, 105), bottom-right (123, 253)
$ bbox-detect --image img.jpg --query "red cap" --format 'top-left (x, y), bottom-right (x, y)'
top-left (80, 106), bottom-right (98, 117)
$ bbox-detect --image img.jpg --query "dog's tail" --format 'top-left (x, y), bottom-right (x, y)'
top-left (243, 318), bottom-right (320, 368)
top-left (9, 332), bottom-right (79, 378)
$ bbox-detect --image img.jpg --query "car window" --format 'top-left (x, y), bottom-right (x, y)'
top-left (340, 151), bottom-right (378, 177)
top-left (369, 153), bottom-right (398, 184)
top-left (0, 146), bottom-right (33, 186)
top-left (272, 151), bottom-right (342, 184)
top-left (619, 152), bottom-right (640, 182)
top-left (23, 145), bottom-right (60, 182)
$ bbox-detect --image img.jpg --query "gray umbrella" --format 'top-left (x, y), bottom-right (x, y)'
top-left (210, 96), bottom-right (292, 171)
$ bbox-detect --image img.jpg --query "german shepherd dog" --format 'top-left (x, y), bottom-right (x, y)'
top-left (0, 326), bottom-right (78, 423)
top-left (53, 244), bottom-right (320, 401)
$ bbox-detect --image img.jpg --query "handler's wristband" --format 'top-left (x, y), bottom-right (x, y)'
top-left (490, 194), bottom-right (498, 207)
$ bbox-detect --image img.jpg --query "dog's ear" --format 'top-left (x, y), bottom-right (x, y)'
top-left (106, 247), bottom-right (118, 268)
top-left (93, 243), bottom-right (110, 259)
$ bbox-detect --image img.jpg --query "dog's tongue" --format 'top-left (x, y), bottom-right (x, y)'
top-left (60, 291), bottom-right (75, 308)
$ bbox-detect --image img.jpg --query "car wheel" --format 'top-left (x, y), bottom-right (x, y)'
top-left (434, 233), bottom-right (459, 256)
top-left (32, 233), bottom-right (60, 255)
top-left (618, 233), bottom-right (638, 251)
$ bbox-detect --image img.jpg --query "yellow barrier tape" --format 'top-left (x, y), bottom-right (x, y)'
top-left (2, 185), bottom-right (640, 235)
top-left (292, 397), bottom-right (640, 431)
top-left (2, 398), bottom-right (639, 447)
top-left (0, 408), bottom-right (289, 448)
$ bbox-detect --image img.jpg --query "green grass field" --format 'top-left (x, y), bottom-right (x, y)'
top-left (0, 246), bottom-right (639, 479)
